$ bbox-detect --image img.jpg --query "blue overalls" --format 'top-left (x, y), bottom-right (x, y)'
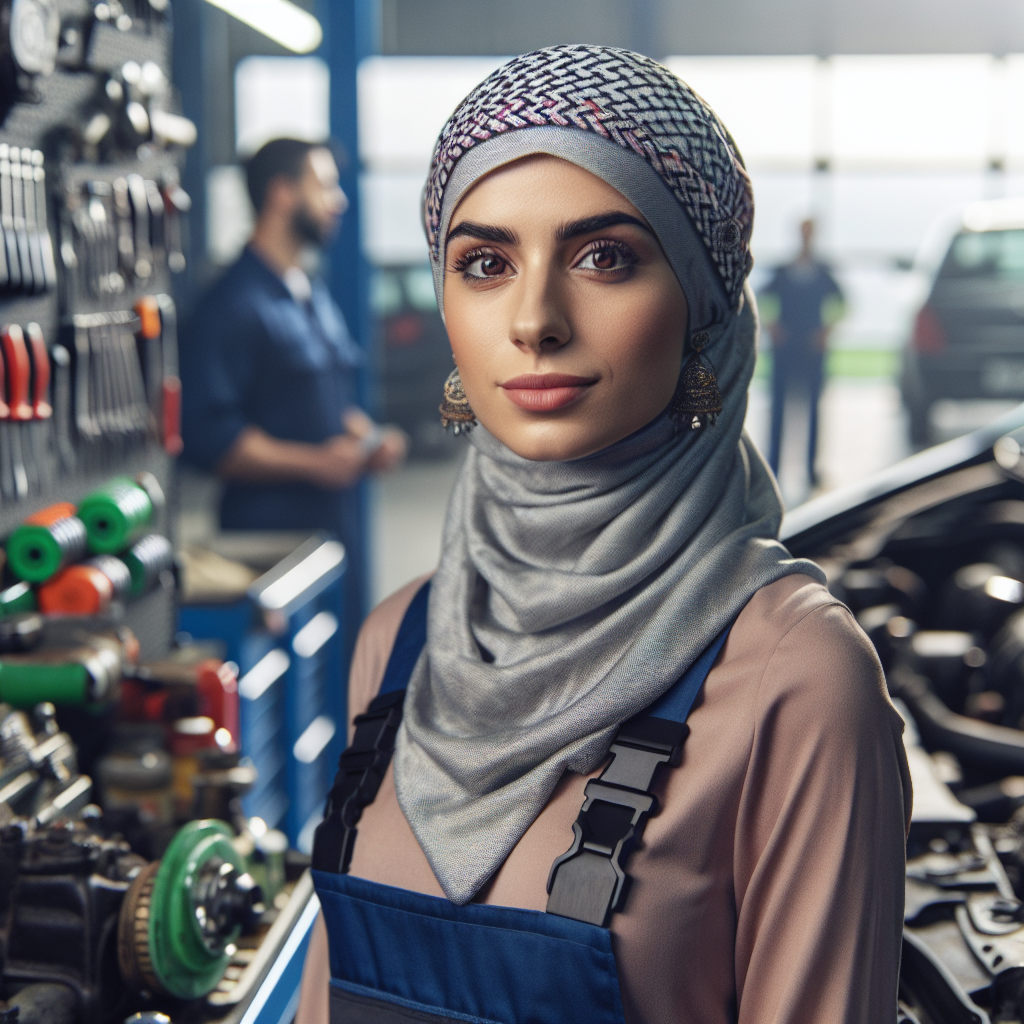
top-left (311, 583), bottom-right (729, 1024)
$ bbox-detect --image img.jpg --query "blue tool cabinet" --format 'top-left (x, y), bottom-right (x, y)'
top-left (180, 534), bottom-right (348, 848)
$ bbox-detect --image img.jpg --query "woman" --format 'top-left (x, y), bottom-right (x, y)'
top-left (297, 45), bottom-right (910, 1024)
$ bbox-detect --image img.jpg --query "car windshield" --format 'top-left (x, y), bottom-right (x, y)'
top-left (940, 229), bottom-right (1024, 280)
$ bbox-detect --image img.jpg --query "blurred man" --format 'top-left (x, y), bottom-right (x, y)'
top-left (760, 218), bottom-right (844, 489)
top-left (181, 137), bottom-right (406, 621)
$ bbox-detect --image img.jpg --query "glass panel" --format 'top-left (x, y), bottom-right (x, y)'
top-left (941, 230), bottom-right (1024, 279)
top-left (404, 268), bottom-right (439, 312)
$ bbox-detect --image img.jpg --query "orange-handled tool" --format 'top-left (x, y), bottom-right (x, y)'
top-left (25, 322), bottom-right (51, 419)
top-left (2, 324), bottom-right (33, 421)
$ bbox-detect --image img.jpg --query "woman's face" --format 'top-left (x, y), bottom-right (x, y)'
top-left (443, 155), bottom-right (689, 461)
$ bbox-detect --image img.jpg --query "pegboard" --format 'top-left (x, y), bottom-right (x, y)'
top-left (0, 0), bottom-right (190, 657)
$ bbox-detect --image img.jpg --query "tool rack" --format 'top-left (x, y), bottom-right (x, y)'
top-left (0, 0), bottom-right (186, 659)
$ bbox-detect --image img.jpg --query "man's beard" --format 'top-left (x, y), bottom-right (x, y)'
top-left (292, 205), bottom-right (329, 248)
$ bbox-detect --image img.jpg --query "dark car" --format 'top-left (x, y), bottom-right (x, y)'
top-left (784, 403), bottom-right (1024, 1021)
top-left (372, 264), bottom-right (459, 459)
top-left (902, 200), bottom-right (1024, 445)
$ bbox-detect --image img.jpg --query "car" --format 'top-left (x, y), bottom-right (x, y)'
top-left (372, 264), bottom-right (459, 459)
top-left (785, 401), bottom-right (1024, 1022)
top-left (901, 199), bottom-right (1024, 446)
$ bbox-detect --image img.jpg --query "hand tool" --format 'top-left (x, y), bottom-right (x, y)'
top-left (31, 153), bottom-right (56, 291)
top-left (25, 323), bottom-right (53, 492)
top-left (50, 344), bottom-right (75, 473)
top-left (113, 176), bottom-right (135, 279)
top-left (0, 147), bottom-right (22, 291)
top-left (161, 176), bottom-right (190, 274)
top-left (156, 294), bottom-right (181, 455)
top-left (126, 173), bottom-right (152, 281)
top-left (145, 178), bottom-right (164, 273)
top-left (72, 315), bottom-right (100, 444)
top-left (135, 296), bottom-right (162, 419)
top-left (9, 150), bottom-right (34, 294)
top-left (19, 149), bottom-right (44, 294)
top-left (2, 325), bottom-right (34, 499)
top-left (7, 503), bottom-right (87, 582)
top-left (0, 331), bottom-right (12, 499)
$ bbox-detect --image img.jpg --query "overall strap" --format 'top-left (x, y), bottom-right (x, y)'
top-left (311, 580), bottom-right (431, 874)
top-left (546, 627), bottom-right (730, 927)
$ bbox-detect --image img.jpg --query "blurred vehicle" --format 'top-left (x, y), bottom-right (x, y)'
top-left (785, 403), bottom-right (1024, 1022)
top-left (373, 264), bottom-right (459, 459)
top-left (902, 199), bottom-right (1024, 446)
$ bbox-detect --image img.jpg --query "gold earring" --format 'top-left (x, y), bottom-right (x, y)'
top-left (671, 330), bottom-right (722, 430)
top-left (439, 368), bottom-right (477, 435)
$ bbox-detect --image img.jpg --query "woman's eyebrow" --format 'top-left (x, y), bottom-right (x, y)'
top-left (556, 212), bottom-right (651, 241)
top-left (447, 221), bottom-right (517, 244)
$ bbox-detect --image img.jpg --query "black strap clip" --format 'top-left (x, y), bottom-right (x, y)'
top-left (311, 688), bottom-right (405, 874)
top-left (546, 715), bottom-right (688, 927)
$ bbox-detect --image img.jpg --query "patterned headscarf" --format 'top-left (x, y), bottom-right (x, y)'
top-left (424, 44), bottom-right (754, 311)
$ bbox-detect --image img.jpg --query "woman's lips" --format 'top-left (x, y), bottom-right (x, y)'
top-left (499, 373), bottom-right (598, 412)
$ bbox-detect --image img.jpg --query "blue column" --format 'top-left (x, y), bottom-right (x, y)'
top-left (316, 0), bottom-right (380, 655)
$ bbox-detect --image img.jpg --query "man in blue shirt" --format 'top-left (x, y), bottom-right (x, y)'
top-left (760, 219), bottom-right (844, 490)
top-left (181, 138), bottom-right (406, 621)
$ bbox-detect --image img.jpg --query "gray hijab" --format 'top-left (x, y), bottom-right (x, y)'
top-left (392, 46), bottom-right (825, 905)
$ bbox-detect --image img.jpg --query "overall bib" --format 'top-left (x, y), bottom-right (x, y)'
top-left (312, 582), bottom-right (729, 1024)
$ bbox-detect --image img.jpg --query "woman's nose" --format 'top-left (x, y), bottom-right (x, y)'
top-left (508, 265), bottom-right (571, 355)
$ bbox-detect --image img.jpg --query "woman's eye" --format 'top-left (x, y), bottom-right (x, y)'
top-left (577, 245), bottom-right (634, 272)
top-left (464, 254), bottom-right (508, 278)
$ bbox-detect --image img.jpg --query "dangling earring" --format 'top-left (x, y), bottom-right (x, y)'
top-left (439, 367), bottom-right (477, 434)
top-left (671, 329), bottom-right (723, 430)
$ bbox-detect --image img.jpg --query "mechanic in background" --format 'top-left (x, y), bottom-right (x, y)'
top-left (760, 218), bottom-right (844, 490)
top-left (181, 137), bottom-right (406, 625)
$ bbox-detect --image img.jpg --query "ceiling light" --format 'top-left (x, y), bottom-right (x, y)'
top-left (204, 0), bottom-right (322, 54)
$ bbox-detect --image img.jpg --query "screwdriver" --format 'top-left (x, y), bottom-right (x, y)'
top-left (3, 324), bottom-right (34, 498)
top-left (50, 343), bottom-right (75, 473)
top-left (156, 294), bottom-right (182, 455)
top-left (25, 323), bottom-right (53, 492)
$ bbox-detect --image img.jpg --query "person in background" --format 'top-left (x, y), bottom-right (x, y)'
top-left (180, 137), bottom-right (407, 628)
top-left (760, 218), bottom-right (844, 490)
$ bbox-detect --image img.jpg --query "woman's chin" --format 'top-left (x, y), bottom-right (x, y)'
top-left (482, 418), bottom-right (622, 462)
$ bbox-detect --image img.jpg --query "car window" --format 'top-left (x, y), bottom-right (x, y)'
top-left (941, 229), bottom-right (1024, 280)
top-left (404, 267), bottom-right (440, 313)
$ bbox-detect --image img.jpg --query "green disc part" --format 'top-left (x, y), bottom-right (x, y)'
top-left (0, 582), bottom-right (36, 617)
top-left (8, 525), bottom-right (66, 582)
top-left (122, 534), bottom-right (174, 596)
top-left (0, 661), bottom-right (88, 705)
top-left (147, 820), bottom-right (243, 999)
top-left (78, 479), bottom-right (154, 554)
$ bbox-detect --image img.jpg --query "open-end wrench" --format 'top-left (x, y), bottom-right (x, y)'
top-left (112, 177), bottom-right (134, 280)
top-left (145, 178), bottom-right (164, 273)
top-left (31, 153), bottom-right (56, 291)
top-left (161, 176), bottom-right (190, 274)
top-left (26, 323), bottom-right (53, 492)
top-left (51, 344), bottom-right (75, 473)
top-left (72, 316), bottom-right (100, 443)
top-left (9, 151), bottom-right (33, 294)
top-left (126, 173), bottom-right (152, 281)
top-left (3, 324), bottom-right (35, 498)
top-left (20, 149), bottom-right (44, 294)
top-left (0, 147), bottom-right (22, 291)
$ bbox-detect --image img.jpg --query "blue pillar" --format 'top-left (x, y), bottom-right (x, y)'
top-left (317, 0), bottom-right (380, 653)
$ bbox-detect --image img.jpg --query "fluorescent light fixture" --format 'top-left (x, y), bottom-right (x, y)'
top-left (204, 0), bottom-right (323, 54)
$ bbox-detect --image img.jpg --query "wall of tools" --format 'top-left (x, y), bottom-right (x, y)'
top-left (0, 0), bottom-right (190, 662)
top-left (0, 5), bottom-right (316, 1024)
